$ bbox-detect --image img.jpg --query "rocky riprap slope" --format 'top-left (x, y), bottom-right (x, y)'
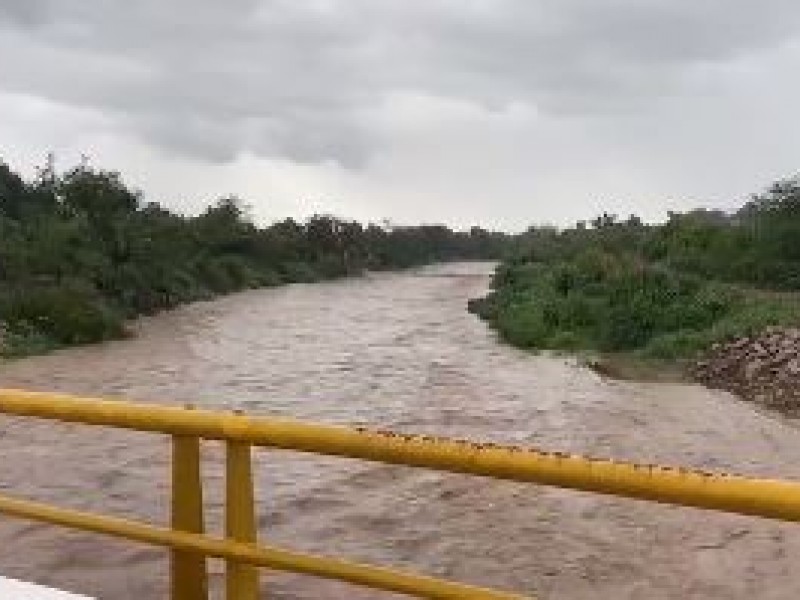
top-left (693, 327), bottom-right (800, 414)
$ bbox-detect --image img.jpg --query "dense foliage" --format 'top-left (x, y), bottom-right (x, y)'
top-left (471, 178), bottom-right (800, 359)
top-left (0, 157), bottom-right (509, 356)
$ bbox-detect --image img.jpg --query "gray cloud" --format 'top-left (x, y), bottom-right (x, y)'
top-left (0, 0), bottom-right (50, 27)
top-left (3, 1), bottom-right (800, 164)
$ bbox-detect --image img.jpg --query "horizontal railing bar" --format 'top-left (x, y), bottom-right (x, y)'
top-left (0, 492), bottom-right (525, 599)
top-left (3, 389), bottom-right (800, 523)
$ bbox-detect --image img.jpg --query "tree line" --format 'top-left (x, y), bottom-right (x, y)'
top-left (0, 156), bottom-right (509, 355)
top-left (471, 177), bottom-right (800, 360)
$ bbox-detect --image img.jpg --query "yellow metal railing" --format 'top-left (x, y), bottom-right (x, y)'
top-left (2, 388), bottom-right (800, 599)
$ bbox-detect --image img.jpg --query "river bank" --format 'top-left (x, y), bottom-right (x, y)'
top-left (470, 257), bottom-right (800, 414)
top-left (0, 159), bottom-right (510, 359)
top-left (692, 326), bottom-right (800, 415)
top-left (484, 311), bottom-right (800, 418)
top-left (0, 259), bottom-right (489, 360)
top-left (470, 178), bottom-right (800, 410)
top-left (582, 325), bottom-right (800, 419)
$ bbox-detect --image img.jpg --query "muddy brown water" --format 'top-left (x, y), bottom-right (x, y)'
top-left (1, 262), bottom-right (800, 599)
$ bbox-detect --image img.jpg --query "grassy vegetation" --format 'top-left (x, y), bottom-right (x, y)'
top-left (470, 178), bottom-right (800, 364)
top-left (0, 155), bottom-right (510, 357)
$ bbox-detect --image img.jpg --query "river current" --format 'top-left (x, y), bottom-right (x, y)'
top-left (1, 263), bottom-right (800, 599)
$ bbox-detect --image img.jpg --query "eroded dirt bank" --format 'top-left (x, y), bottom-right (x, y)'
top-left (1, 262), bottom-right (800, 599)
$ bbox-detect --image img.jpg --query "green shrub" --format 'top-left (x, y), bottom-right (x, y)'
top-left (495, 302), bottom-right (549, 348)
top-left (547, 330), bottom-right (586, 350)
top-left (1, 321), bottom-right (58, 357)
top-left (473, 257), bottom-right (791, 359)
top-left (253, 268), bottom-right (283, 287)
top-left (280, 261), bottom-right (321, 283)
top-left (0, 282), bottom-right (123, 345)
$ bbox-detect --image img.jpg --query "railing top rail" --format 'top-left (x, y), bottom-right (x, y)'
top-left (3, 389), bottom-right (800, 523)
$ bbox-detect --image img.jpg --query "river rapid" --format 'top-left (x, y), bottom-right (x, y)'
top-left (1, 262), bottom-right (800, 599)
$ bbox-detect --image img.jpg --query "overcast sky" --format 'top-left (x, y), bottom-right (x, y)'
top-left (1, 1), bottom-right (800, 230)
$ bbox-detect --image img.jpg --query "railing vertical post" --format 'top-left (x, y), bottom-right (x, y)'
top-left (171, 433), bottom-right (208, 600)
top-left (226, 439), bottom-right (260, 599)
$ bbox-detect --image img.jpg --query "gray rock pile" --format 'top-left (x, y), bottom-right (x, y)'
top-left (692, 327), bottom-right (800, 414)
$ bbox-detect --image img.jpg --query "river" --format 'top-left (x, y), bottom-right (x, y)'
top-left (1, 262), bottom-right (800, 599)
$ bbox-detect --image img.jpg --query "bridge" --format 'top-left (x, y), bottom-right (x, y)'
top-left (1, 388), bottom-right (800, 598)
